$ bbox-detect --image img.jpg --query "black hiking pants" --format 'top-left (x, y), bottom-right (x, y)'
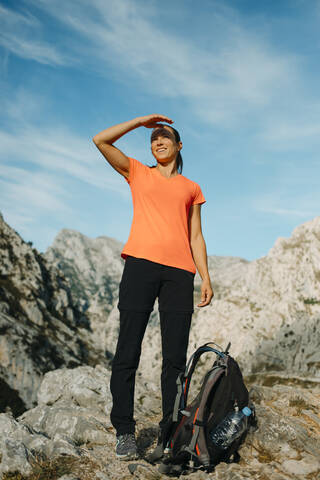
top-left (110, 255), bottom-right (194, 437)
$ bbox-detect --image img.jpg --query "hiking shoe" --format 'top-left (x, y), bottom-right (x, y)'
top-left (115, 433), bottom-right (138, 460)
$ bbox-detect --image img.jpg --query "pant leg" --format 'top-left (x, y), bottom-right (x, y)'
top-left (159, 310), bottom-right (192, 437)
top-left (110, 309), bottom-right (151, 435)
top-left (157, 264), bottom-right (194, 440)
top-left (111, 256), bottom-right (161, 435)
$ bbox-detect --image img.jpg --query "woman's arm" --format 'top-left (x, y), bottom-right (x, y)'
top-left (188, 204), bottom-right (214, 307)
top-left (92, 114), bottom-right (173, 178)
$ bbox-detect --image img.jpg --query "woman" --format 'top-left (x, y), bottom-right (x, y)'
top-left (92, 114), bottom-right (213, 460)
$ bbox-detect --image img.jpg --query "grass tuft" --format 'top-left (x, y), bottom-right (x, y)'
top-left (303, 297), bottom-right (320, 305)
top-left (2, 455), bottom-right (100, 480)
top-left (289, 396), bottom-right (309, 414)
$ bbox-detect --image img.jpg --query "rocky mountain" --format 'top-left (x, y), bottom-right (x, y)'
top-left (2, 210), bottom-right (319, 418)
top-left (44, 229), bottom-right (126, 356)
top-left (45, 229), bottom-right (124, 315)
top-left (189, 216), bottom-right (320, 379)
top-left (44, 218), bottom-right (320, 386)
top-left (1, 212), bottom-right (320, 478)
top-left (0, 214), bottom-right (107, 415)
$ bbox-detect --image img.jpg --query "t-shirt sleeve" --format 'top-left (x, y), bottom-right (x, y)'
top-left (192, 183), bottom-right (206, 206)
top-left (124, 157), bottom-right (145, 185)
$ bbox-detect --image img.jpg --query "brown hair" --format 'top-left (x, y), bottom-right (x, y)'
top-left (149, 125), bottom-right (183, 174)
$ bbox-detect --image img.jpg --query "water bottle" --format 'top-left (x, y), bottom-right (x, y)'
top-left (209, 406), bottom-right (252, 450)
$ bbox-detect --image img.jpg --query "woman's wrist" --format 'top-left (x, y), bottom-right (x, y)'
top-left (134, 116), bottom-right (144, 127)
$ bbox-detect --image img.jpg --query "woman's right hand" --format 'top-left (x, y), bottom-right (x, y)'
top-left (137, 114), bottom-right (173, 129)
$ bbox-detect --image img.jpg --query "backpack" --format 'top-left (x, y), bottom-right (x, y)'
top-left (158, 342), bottom-right (257, 476)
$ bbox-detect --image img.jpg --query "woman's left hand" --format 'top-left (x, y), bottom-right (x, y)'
top-left (197, 279), bottom-right (214, 307)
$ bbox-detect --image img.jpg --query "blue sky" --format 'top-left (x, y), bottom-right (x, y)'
top-left (1, 0), bottom-right (319, 261)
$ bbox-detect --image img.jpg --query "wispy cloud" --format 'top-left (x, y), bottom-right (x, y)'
top-left (0, 87), bottom-right (47, 124)
top-left (0, 4), bottom-right (71, 66)
top-left (254, 190), bottom-right (319, 219)
top-left (0, 169), bottom-right (69, 213)
top-left (258, 206), bottom-right (315, 218)
top-left (4, 0), bottom-right (318, 143)
top-left (0, 4), bottom-right (40, 28)
top-left (3, 0), bottom-right (319, 146)
top-left (259, 113), bottom-right (320, 151)
top-left (24, 0), bottom-right (300, 127)
top-left (0, 86), bottom-right (136, 241)
top-left (0, 95), bottom-right (127, 195)
top-left (0, 163), bottom-right (72, 250)
top-left (0, 124), bottom-right (140, 194)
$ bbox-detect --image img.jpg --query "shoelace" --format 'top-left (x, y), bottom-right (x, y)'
top-left (117, 433), bottom-right (136, 446)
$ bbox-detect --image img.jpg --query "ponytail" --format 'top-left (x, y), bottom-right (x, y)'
top-left (176, 151), bottom-right (183, 174)
top-left (170, 126), bottom-right (183, 174)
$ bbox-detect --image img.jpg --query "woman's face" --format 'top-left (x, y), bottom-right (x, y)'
top-left (151, 126), bottom-right (182, 164)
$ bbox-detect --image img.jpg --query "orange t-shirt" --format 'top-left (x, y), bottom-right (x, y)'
top-left (121, 157), bottom-right (206, 274)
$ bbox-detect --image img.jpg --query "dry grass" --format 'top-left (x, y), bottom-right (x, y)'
top-left (248, 441), bottom-right (275, 464)
top-left (289, 395), bottom-right (309, 414)
top-left (2, 455), bottom-right (100, 480)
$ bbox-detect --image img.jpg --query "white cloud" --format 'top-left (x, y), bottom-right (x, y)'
top-left (24, 0), bottom-right (300, 127)
top-left (0, 4), bottom-right (71, 66)
top-left (0, 34), bottom-right (66, 66)
top-left (0, 167), bottom-right (70, 247)
top-left (258, 206), bottom-right (315, 218)
top-left (0, 4), bottom-right (40, 28)
top-left (0, 83), bottom-right (150, 197)
top-left (2, 0), bottom-right (318, 146)
top-left (1, 210), bottom-right (35, 228)
top-left (259, 116), bottom-right (320, 151)
top-left (0, 168), bottom-right (69, 212)
top-left (0, 87), bottom-right (47, 124)
top-left (0, 85), bottom-right (135, 241)
top-left (0, 127), bottom-right (127, 195)
top-left (254, 190), bottom-right (319, 219)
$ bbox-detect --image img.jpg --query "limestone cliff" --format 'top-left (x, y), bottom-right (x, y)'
top-left (47, 217), bottom-right (320, 383)
top-left (0, 214), bottom-right (106, 414)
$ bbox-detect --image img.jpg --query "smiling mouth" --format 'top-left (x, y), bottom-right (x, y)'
top-left (157, 148), bottom-right (167, 152)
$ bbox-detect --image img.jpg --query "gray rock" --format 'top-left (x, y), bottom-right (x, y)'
top-left (19, 404), bottom-right (112, 447)
top-left (37, 365), bottom-right (112, 413)
top-left (58, 476), bottom-right (80, 480)
top-left (0, 438), bottom-right (34, 476)
top-left (44, 433), bottom-right (81, 458)
top-left (0, 412), bottom-right (49, 456)
top-left (281, 456), bottom-right (320, 476)
top-left (94, 473), bottom-right (110, 480)
top-left (0, 366), bottom-right (319, 479)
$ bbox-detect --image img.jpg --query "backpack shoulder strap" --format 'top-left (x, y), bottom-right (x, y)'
top-left (184, 344), bottom-right (226, 402)
top-left (172, 344), bottom-right (227, 422)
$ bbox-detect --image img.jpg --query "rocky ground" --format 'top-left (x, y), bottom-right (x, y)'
top-left (0, 365), bottom-right (319, 480)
